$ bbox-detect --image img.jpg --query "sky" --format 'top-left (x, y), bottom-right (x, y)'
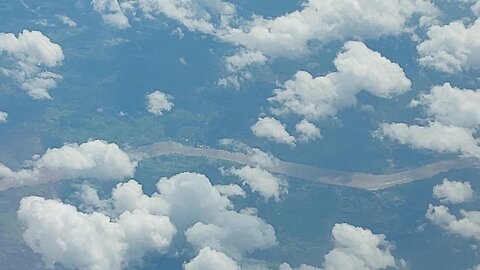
top-left (1, 0), bottom-right (480, 270)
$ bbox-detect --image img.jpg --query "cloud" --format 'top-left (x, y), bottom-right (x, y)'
top-left (411, 83), bottom-right (480, 129)
top-left (215, 184), bottom-right (246, 198)
top-left (418, 19), bottom-right (480, 73)
top-left (111, 179), bottom-right (169, 216)
top-left (220, 0), bottom-right (438, 58)
top-left (222, 165), bottom-right (287, 201)
top-left (55, 14), bottom-right (77, 27)
top-left (156, 172), bottom-right (277, 258)
top-left (0, 111), bottom-right (7, 123)
top-left (146, 90), bottom-right (174, 116)
top-left (377, 122), bottom-right (480, 158)
top-left (92, 0), bottom-right (130, 29)
top-left (0, 30), bottom-right (64, 99)
top-left (268, 41), bottom-right (411, 121)
top-left (296, 119), bottom-right (322, 142)
top-left (433, 179), bottom-right (474, 204)
top-left (218, 49), bottom-right (267, 89)
top-left (377, 83), bottom-right (480, 160)
top-left (251, 117), bottom-right (296, 146)
top-left (281, 223), bottom-right (398, 270)
top-left (0, 140), bottom-right (137, 191)
top-left (17, 196), bottom-right (176, 270)
top-left (426, 204), bottom-right (480, 242)
top-left (183, 247), bottom-right (240, 270)
top-left (218, 139), bottom-right (281, 170)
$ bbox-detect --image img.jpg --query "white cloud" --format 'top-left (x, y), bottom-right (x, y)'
top-left (323, 223), bottom-right (396, 270)
top-left (55, 14), bottom-right (77, 27)
top-left (378, 83), bottom-right (480, 160)
top-left (220, 0), bottom-right (438, 58)
top-left (0, 30), bottom-right (64, 99)
top-left (268, 41), bottom-right (411, 121)
top-left (146, 90), bottom-right (174, 116)
top-left (433, 179), bottom-right (474, 204)
top-left (184, 247), bottom-right (240, 270)
top-left (418, 19), bottom-right (480, 73)
top-left (377, 122), bottom-right (480, 158)
top-left (18, 196), bottom-right (176, 270)
top-left (426, 204), bottom-right (480, 242)
top-left (111, 179), bottom-right (169, 216)
top-left (215, 184), bottom-right (246, 198)
top-left (157, 172), bottom-right (277, 258)
top-left (79, 184), bottom-right (108, 210)
top-left (281, 223), bottom-right (398, 270)
top-left (0, 111), bottom-right (7, 123)
top-left (0, 140), bottom-right (138, 191)
top-left (251, 117), bottom-right (296, 146)
top-left (222, 165), bottom-right (287, 201)
top-left (218, 139), bottom-right (281, 170)
top-left (218, 49), bottom-right (267, 88)
top-left (296, 119), bottom-right (321, 142)
top-left (411, 83), bottom-right (480, 129)
top-left (92, 0), bottom-right (130, 29)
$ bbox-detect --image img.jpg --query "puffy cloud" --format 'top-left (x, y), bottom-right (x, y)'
top-left (92, 0), bottom-right (130, 29)
top-left (433, 179), bottom-right (474, 204)
top-left (215, 184), bottom-right (246, 198)
top-left (411, 83), bottom-right (480, 129)
top-left (251, 117), bottom-right (296, 146)
top-left (222, 165), bottom-right (287, 201)
top-left (322, 223), bottom-right (396, 270)
top-left (79, 184), bottom-right (109, 210)
top-left (183, 247), bottom-right (240, 270)
top-left (377, 83), bottom-right (480, 160)
top-left (111, 179), bottom-right (169, 216)
top-left (146, 90), bottom-right (174, 116)
top-left (418, 19), bottom-right (480, 73)
top-left (268, 41), bottom-right (411, 121)
top-left (281, 224), bottom-right (397, 270)
top-left (218, 49), bottom-right (267, 89)
top-left (426, 204), bottom-right (480, 242)
top-left (0, 140), bottom-right (138, 191)
top-left (0, 111), bottom-right (7, 123)
top-left (377, 122), bottom-right (480, 158)
top-left (220, 0), bottom-right (438, 58)
top-left (296, 119), bottom-right (322, 142)
top-left (17, 196), bottom-right (175, 270)
top-left (0, 30), bottom-right (64, 99)
top-left (156, 172), bottom-right (277, 257)
top-left (218, 139), bottom-right (281, 170)
top-left (55, 14), bottom-right (77, 27)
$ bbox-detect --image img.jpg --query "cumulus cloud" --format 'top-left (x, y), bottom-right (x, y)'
top-left (218, 49), bottom-right (267, 89)
top-left (215, 184), bottom-right (246, 198)
top-left (378, 83), bottom-right (480, 160)
top-left (0, 30), bottom-right (64, 99)
top-left (433, 179), bottom-right (474, 204)
top-left (222, 165), bottom-right (287, 201)
top-left (418, 19), bottom-right (480, 73)
top-left (296, 119), bottom-right (322, 142)
top-left (251, 117), bottom-right (296, 146)
top-left (218, 139), bottom-right (281, 170)
top-left (0, 111), bottom-right (7, 123)
top-left (377, 121), bottom-right (480, 158)
top-left (92, 0), bottom-right (130, 29)
top-left (282, 223), bottom-right (398, 270)
top-left (184, 247), bottom-right (240, 270)
top-left (17, 196), bottom-right (176, 270)
top-left (268, 41), bottom-right (411, 121)
top-left (220, 0), bottom-right (438, 58)
top-left (146, 90), bottom-right (174, 116)
top-left (0, 140), bottom-right (137, 191)
top-left (411, 83), bottom-right (480, 129)
top-left (157, 172), bottom-right (277, 258)
top-left (426, 204), bottom-right (480, 242)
